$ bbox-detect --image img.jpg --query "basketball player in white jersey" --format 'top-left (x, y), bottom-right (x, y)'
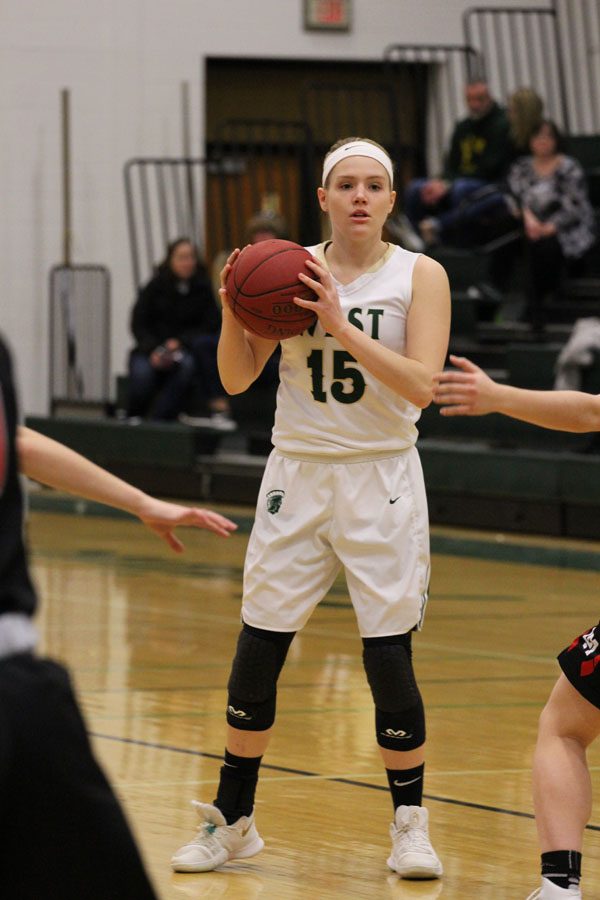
top-left (171, 138), bottom-right (451, 880)
top-left (435, 355), bottom-right (600, 900)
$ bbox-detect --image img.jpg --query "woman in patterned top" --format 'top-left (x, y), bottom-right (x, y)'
top-left (507, 119), bottom-right (596, 331)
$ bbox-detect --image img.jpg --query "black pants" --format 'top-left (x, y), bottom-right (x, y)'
top-left (489, 234), bottom-right (587, 330)
top-left (0, 654), bottom-right (157, 900)
top-left (526, 236), bottom-right (586, 329)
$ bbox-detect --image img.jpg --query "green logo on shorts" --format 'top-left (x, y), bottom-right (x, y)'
top-left (266, 489), bottom-right (285, 514)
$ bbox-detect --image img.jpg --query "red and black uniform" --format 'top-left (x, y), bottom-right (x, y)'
top-left (0, 339), bottom-right (37, 619)
top-left (0, 335), bottom-right (157, 900)
top-left (558, 622), bottom-right (600, 710)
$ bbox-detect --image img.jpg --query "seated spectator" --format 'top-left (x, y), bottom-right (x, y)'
top-left (244, 211), bottom-right (288, 244)
top-left (211, 211), bottom-right (288, 391)
top-left (401, 79), bottom-right (513, 247)
top-left (477, 87), bottom-right (545, 299)
top-left (126, 238), bottom-right (235, 430)
top-left (506, 119), bottom-right (596, 331)
top-left (211, 211), bottom-right (289, 298)
top-left (507, 86), bottom-right (544, 158)
top-left (244, 212), bottom-right (287, 388)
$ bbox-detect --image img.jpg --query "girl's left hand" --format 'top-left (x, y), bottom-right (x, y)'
top-left (294, 258), bottom-right (346, 337)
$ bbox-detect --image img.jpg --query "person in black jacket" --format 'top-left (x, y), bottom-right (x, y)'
top-left (401, 80), bottom-right (513, 247)
top-left (0, 332), bottom-right (237, 899)
top-left (127, 238), bottom-right (235, 429)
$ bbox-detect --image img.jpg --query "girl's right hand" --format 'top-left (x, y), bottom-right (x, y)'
top-left (219, 248), bottom-right (242, 314)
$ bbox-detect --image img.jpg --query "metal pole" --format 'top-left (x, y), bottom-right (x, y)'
top-left (181, 81), bottom-right (198, 242)
top-left (551, 2), bottom-right (571, 133)
top-left (181, 80), bottom-right (192, 157)
top-left (61, 88), bottom-right (71, 267)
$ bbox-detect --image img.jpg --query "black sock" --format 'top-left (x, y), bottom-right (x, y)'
top-left (214, 750), bottom-right (262, 824)
top-left (386, 763), bottom-right (424, 811)
top-left (541, 850), bottom-right (582, 890)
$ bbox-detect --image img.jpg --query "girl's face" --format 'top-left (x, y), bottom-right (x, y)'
top-left (530, 124), bottom-right (558, 159)
top-left (318, 155), bottom-right (396, 238)
top-left (170, 242), bottom-right (197, 279)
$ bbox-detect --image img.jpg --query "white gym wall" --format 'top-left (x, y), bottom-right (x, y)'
top-left (0, 0), bottom-right (551, 412)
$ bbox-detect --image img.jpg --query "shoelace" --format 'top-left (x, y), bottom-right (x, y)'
top-left (397, 822), bottom-right (433, 854)
top-left (187, 803), bottom-right (228, 849)
top-left (189, 821), bottom-right (227, 850)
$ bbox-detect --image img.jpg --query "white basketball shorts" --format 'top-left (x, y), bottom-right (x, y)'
top-left (242, 448), bottom-right (430, 638)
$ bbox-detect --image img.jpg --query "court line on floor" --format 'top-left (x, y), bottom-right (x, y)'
top-left (91, 731), bottom-right (600, 833)
top-left (114, 766), bottom-right (600, 788)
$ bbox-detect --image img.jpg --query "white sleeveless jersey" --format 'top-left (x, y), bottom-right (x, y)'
top-left (272, 242), bottom-right (422, 460)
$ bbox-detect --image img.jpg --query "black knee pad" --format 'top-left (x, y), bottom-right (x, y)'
top-left (226, 624), bottom-right (294, 731)
top-left (362, 633), bottom-right (425, 750)
top-left (375, 700), bottom-right (425, 750)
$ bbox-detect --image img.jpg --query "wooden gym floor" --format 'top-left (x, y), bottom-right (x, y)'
top-left (29, 507), bottom-right (600, 900)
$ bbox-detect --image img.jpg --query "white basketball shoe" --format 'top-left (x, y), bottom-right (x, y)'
top-left (526, 878), bottom-right (582, 899)
top-left (387, 805), bottom-right (443, 879)
top-left (171, 801), bottom-right (264, 872)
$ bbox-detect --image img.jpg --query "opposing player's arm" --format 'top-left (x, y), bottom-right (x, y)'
top-left (16, 427), bottom-right (237, 549)
top-left (433, 354), bottom-right (600, 432)
top-left (296, 254), bottom-right (450, 408)
top-left (217, 249), bottom-right (278, 394)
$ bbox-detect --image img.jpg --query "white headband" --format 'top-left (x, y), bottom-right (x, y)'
top-left (322, 141), bottom-right (394, 188)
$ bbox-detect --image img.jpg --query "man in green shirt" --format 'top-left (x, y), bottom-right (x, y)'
top-left (403, 80), bottom-right (513, 247)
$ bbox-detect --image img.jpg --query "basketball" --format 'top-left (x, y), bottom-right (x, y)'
top-left (225, 239), bottom-right (318, 339)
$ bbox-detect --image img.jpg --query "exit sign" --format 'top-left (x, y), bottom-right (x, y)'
top-left (304, 0), bottom-right (352, 31)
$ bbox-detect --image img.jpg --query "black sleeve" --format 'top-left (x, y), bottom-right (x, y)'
top-left (179, 276), bottom-right (222, 345)
top-left (130, 280), bottom-right (161, 355)
top-left (0, 337), bottom-right (17, 448)
top-left (198, 276), bottom-right (222, 334)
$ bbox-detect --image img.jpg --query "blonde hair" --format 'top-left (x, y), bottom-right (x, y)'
top-left (322, 136), bottom-right (393, 187)
top-left (508, 87), bottom-right (544, 151)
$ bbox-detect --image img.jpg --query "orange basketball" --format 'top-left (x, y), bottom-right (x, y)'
top-left (225, 239), bottom-right (318, 339)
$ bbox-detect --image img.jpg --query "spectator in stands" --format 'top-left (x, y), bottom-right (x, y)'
top-left (477, 87), bottom-right (545, 301)
top-left (506, 119), bottom-right (596, 331)
top-left (211, 211), bottom-right (289, 298)
top-left (211, 212), bottom-right (288, 393)
top-left (126, 238), bottom-right (235, 431)
top-left (244, 212), bottom-right (288, 389)
top-left (507, 86), bottom-right (545, 158)
top-left (244, 211), bottom-right (288, 245)
top-left (400, 79), bottom-right (513, 248)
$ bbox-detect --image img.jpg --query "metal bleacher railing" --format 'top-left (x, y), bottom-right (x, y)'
top-left (463, 6), bottom-right (569, 130)
top-left (124, 157), bottom-right (206, 290)
top-left (50, 89), bottom-right (111, 416)
top-left (552, 0), bottom-right (600, 136)
top-left (49, 264), bottom-right (111, 415)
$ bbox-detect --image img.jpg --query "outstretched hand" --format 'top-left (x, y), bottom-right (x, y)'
top-left (433, 354), bottom-right (499, 416)
top-left (136, 497), bottom-right (238, 552)
top-left (294, 258), bottom-right (346, 337)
